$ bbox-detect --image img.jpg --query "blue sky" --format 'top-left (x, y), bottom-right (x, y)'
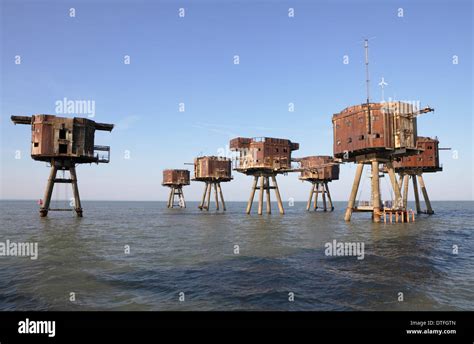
top-left (1, 0), bottom-right (472, 201)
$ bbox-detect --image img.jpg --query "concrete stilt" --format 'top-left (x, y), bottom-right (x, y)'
top-left (198, 181), bottom-right (226, 211)
top-left (180, 187), bottom-right (186, 208)
top-left (40, 165), bottom-right (58, 217)
top-left (402, 174), bottom-right (409, 209)
top-left (314, 182), bottom-right (319, 210)
top-left (325, 182), bottom-right (334, 211)
top-left (306, 181), bottom-right (334, 212)
top-left (217, 183), bottom-right (226, 211)
top-left (40, 163), bottom-right (85, 217)
top-left (175, 187), bottom-right (186, 208)
top-left (258, 175), bottom-right (264, 215)
top-left (246, 176), bottom-right (258, 214)
top-left (69, 166), bottom-right (83, 217)
top-left (397, 173), bottom-right (404, 192)
top-left (245, 174), bottom-right (284, 215)
top-left (386, 162), bottom-right (402, 209)
top-left (306, 182), bottom-right (314, 211)
top-left (412, 175), bottom-right (422, 214)
top-left (322, 183), bottom-right (327, 211)
top-left (265, 177), bottom-right (271, 214)
top-left (371, 161), bottom-right (381, 223)
top-left (167, 187), bottom-right (173, 208)
top-left (199, 182), bottom-right (208, 210)
top-left (205, 181), bottom-right (212, 211)
top-left (171, 187), bottom-right (176, 207)
top-left (418, 174), bottom-right (434, 214)
top-left (272, 176), bottom-right (284, 215)
top-left (344, 163), bottom-right (364, 221)
top-left (214, 183), bottom-right (219, 210)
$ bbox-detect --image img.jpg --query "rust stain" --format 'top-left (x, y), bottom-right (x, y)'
top-left (230, 137), bottom-right (299, 173)
top-left (162, 169), bottom-right (191, 186)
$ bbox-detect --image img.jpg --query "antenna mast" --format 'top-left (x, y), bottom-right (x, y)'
top-left (365, 39), bottom-right (370, 104)
top-left (364, 39), bottom-right (372, 134)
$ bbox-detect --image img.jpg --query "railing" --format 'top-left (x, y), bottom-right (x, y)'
top-left (358, 200), bottom-right (372, 207)
top-left (252, 137), bottom-right (266, 142)
top-left (94, 145), bottom-right (110, 163)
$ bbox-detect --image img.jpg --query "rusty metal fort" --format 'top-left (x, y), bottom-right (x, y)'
top-left (11, 114), bottom-right (113, 217)
top-left (11, 41), bottom-right (446, 223)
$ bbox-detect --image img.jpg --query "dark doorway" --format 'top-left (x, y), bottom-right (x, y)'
top-left (59, 144), bottom-right (68, 154)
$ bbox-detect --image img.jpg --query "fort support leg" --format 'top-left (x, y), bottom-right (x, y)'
top-left (171, 187), bottom-right (176, 208)
top-left (175, 187), bottom-right (179, 207)
top-left (402, 174), bottom-right (409, 209)
top-left (40, 165), bottom-right (58, 217)
top-left (306, 183), bottom-right (314, 211)
top-left (167, 187), bottom-right (173, 208)
top-left (412, 175), bottom-right (422, 214)
top-left (214, 183), bottom-right (219, 210)
top-left (344, 163), bottom-right (364, 221)
top-left (171, 186), bottom-right (179, 208)
top-left (265, 177), bottom-right (271, 214)
top-left (322, 183), bottom-right (327, 211)
top-left (173, 187), bottom-right (178, 207)
top-left (205, 181), bottom-right (212, 211)
top-left (217, 183), bottom-right (226, 211)
top-left (69, 166), bottom-right (83, 217)
top-left (246, 176), bottom-right (258, 214)
top-left (258, 175), bottom-right (264, 215)
top-left (371, 161), bottom-right (381, 223)
top-left (326, 182), bottom-right (334, 211)
top-left (386, 162), bottom-right (402, 209)
top-left (272, 176), bottom-right (285, 215)
top-left (314, 182), bottom-right (319, 211)
top-left (398, 173), bottom-right (404, 189)
top-left (199, 183), bottom-right (208, 210)
top-left (180, 187), bottom-right (186, 208)
top-left (418, 174), bottom-right (434, 214)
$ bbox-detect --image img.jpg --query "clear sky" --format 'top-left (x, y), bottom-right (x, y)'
top-left (1, 0), bottom-right (472, 201)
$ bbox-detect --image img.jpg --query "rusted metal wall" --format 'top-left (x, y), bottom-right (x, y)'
top-left (299, 156), bottom-right (340, 181)
top-left (230, 137), bottom-right (299, 171)
top-left (162, 169), bottom-right (191, 186)
top-left (393, 137), bottom-right (441, 172)
top-left (73, 118), bottom-right (96, 157)
top-left (31, 115), bottom-right (77, 158)
top-left (333, 102), bottom-right (418, 160)
top-left (12, 114), bottom-right (113, 163)
top-left (229, 137), bottom-right (252, 150)
top-left (194, 156), bottom-right (232, 181)
top-left (32, 116), bottom-right (54, 156)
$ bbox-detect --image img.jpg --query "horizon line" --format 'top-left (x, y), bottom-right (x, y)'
top-left (1, 199), bottom-right (473, 202)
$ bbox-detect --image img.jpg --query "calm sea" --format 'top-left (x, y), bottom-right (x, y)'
top-left (0, 200), bottom-right (473, 311)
